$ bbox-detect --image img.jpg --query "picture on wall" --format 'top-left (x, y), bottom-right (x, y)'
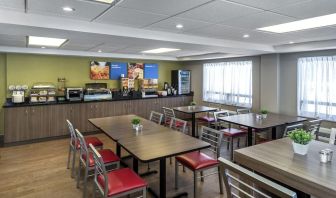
top-left (90, 61), bottom-right (110, 80)
top-left (128, 63), bottom-right (144, 79)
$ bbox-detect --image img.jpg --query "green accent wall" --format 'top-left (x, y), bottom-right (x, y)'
top-left (0, 53), bottom-right (183, 135)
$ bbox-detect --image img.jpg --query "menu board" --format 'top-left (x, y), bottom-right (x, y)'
top-left (90, 61), bottom-right (110, 80)
top-left (144, 63), bottom-right (159, 79)
top-left (128, 63), bottom-right (144, 79)
top-left (110, 62), bottom-right (127, 80)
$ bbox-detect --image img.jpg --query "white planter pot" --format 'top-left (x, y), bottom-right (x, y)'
top-left (292, 141), bottom-right (310, 155)
top-left (262, 114), bottom-right (267, 119)
top-left (132, 124), bottom-right (139, 129)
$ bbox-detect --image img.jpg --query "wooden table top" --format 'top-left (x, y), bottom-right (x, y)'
top-left (234, 138), bottom-right (336, 198)
top-left (173, 106), bottom-right (218, 114)
top-left (219, 113), bottom-right (307, 129)
top-left (89, 115), bottom-right (171, 141)
top-left (118, 131), bottom-right (210, 162)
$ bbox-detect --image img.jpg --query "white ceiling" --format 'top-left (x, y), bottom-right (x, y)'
top-left (0, 0), bottom-right (335, 60)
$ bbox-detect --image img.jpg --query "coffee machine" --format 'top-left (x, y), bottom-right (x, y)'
top-left (8, 85), bottom-right (28, 103)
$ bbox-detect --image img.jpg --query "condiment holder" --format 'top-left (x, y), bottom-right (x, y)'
top-left (319, 149), bottom-right (333, 163)
top-left (134, 124), bottom-right (143, 132)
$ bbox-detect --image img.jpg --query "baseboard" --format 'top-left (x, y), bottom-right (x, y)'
top-left (0, 134), bottom-right (4, 147)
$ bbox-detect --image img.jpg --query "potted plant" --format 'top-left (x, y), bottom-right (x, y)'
top-left (131, 117), bottom-right (141, 129)
top-left (260, 109), bottom-right (268, 119)
top-left (288, 129), bottom-right (313, 155)
top-left (189, 101), bottom-right (196, 109)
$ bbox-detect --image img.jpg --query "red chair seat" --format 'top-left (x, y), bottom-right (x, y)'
top-left (240, 126), bottom-right (256, 132)
top-left (165, 120), bottom-right (187, 127)
top-left (76, 136), bottom-right (103, 149)
top-left (82, 149), bottom-right (120, 167)
top-left (197, 116), bottom-right (215, 123)
top-left (176, 151), bottom-right (218, 170)
top-left (97, 168), bottom-right (147, 197)
top-left (220, 128), bottom-right (247, 137)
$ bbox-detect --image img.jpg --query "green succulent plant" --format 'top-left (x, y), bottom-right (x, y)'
top-left (260, 109), bottom-right (268, 114)
top-left (288, 129), bottom-right (313, 145)
top-left (190, 101), bottom-right (196, 106)
top-left (131, 117), bottom-right (141, 125)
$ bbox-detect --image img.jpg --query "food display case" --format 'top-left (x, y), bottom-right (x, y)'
top-left (29, 83), bottom-right (57, 103)
top-left (139, 79), bottom-right (158, 98)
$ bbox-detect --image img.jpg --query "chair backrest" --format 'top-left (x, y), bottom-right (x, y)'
top-left (306, 119), bottom-right (322, 140)
top-left (149, 111), bottom-right (163, 124)
top-left (66, 119), bottom-right (77, 146)
top-left (330, 128), bottom-right (336, 145)
top-left (89, 143), bottom-right (109, 197)
top-left (162, 107), bottom-right (175, 124)
top-left (75, 129), bottom-right (89, 167)
top-left (236, 108), bottom-right (251, 114)
top-left (169, 117), bottom-right (187, 134)
top-left (283, 123), bottom-right (304, 137)
top-left (219, 157), bottom-right (297, 198)
top-left (213, 110), bottom-right (229, 129)
top-left (199, 126), bottom-right (223, 159)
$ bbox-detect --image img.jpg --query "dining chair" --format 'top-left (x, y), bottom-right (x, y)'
top-left (162, 107), bottom-right (176, 126)
top-left (149, 111), bottom-right (163, 124)
top-left (305, 119), bottom-right (322, 140)
top-left (175, 126), bottom-right (224, 198)
top-left (214, 111), bottom-right (247, 160)
top-left (169, 117), bottom-right (188, 165)
top-left (76, 129), bottom-right (120, 198)
top-left (283, 123), bottom-right (304, 137)
top-left (219, 157), bottom-right (297, 198)
top-left (89, 144), bottom-right (147, 198)
top-left (330, 128), bottom-right (336, 145)
top-left (66, 119), bottom-right (104, 178)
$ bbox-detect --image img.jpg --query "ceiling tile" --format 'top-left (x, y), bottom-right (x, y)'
top-left (27, 0), bottom-right (110, 21)
top-left (145, 17), bottom-right (211, 33)
top-left (283, 27), bottom-right (336, 43)
top-left (220, 11), bottom-right (296, 29)
top-left (271, 0), bottom-right (336, 19)
top-left (176, 0), bottom-right (262, 23)
top-left (0, 0), bottom-right (25, 11)
top-left (0, 34), bottom-right (26, 47)
top-left (118, 0), bottom-right (212, 15)
top-left (95, 7), bottom-right (168, 28)
top-left (227, 0), bottom-right (308, 10)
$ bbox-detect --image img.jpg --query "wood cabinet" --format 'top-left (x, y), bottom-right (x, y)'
top-left (4, 96), bottom-right (192, 143)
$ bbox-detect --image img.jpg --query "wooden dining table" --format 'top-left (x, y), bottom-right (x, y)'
top-left (219, 113), bottom-right (307, 146)
top-left (234, 138), bottom-right (336, 198)
top-left (89, 114), bottom-right (210, 198)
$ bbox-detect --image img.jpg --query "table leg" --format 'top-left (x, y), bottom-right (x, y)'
top-left (192, 113), bottom-right (196, 137)
top-left (116, 144), bottom-right (121, 157)
top-left (133, 158), bottom-right (138, 174)
top-left (272, 127), bottom-right (277, 140)
top-left (248, 127), bottom-right (253, 146)
top-left (160, 158), bottom-right (166, 198)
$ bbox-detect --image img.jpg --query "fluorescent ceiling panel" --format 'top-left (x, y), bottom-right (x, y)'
top-left (28, 36), bottom-right (67, 47)
top-left (258, 13), bottom-right (336, 33)
top-left (142, 48), bottom-right (180, 54)
top-left (94, 0), bottom-right (115, 4)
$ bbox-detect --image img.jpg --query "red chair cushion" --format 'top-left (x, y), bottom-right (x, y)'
top-left (166, 120), bottom-right (187, 127)
top-left (82, 149), bottom-right (120, 167)
top-left (240, 126), bottom-right (256, 132)
top-left (176, 151), bottom-right (218, 170)
top-left (220, 128), bottom-right (247, 137)
top-left (97, 168), bottom-right (147, 197)
top-left (197, 116), bottom-right (215, 123)
top-left (76, 136), bottom-right (104, 149)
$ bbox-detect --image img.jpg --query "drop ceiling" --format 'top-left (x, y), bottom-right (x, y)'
top-left (0, 0), bottom-right (335, 60)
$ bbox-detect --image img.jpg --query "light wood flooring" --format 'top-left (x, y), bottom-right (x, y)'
top-left (0, 133), bottom-right (246, 198)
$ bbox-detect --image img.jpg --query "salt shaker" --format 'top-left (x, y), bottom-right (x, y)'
top-left (324, 149), bottom-right (333, 162)
top-left (319, 150), bottom-right (329, 163)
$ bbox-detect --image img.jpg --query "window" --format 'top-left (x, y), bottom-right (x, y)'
top-left (298, 56), bottom-right (336, 121)
top-left (203, 61), bottom-right (252, 107)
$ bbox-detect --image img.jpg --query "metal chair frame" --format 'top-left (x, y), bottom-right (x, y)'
top-left (283, 123), bottom-right (304, 137)
top-left (149, 111), bottom-right (163, 125)
top-left (90, 144), bottom-right (147, 198)
top-left (162, 107), bottom-right (176, 126)
top-left (169, 117), bottom-right (188, 165)
top-left (305, 119), bottom-right (322, 140)
top-left (175, 126), bottom-right (224, 198)
top-left (219, 157), bottom-right (297, 198)
top-left (76, 129), bottom-right (119, 198)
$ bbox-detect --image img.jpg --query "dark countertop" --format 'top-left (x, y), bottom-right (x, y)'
top-left (3, 94), bottom-right (193, 108)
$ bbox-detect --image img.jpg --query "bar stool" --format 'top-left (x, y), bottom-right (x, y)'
top-left (66, 120), bottom-right (104, 178)
top-left (90, 144), bottom-right (147, 198)
top-left (76, 129), bottom-right (120, 198)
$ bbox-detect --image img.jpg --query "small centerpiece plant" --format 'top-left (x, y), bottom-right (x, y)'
top-left (260, 109), bottom-right (268, 119)
top-left (288, 129), bottom-right (313, 155)
top-left (131, 117), bottom-right (141, 129)
top-left (189, 101), bottom-right (197, 109)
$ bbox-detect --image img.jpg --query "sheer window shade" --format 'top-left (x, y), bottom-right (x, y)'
top-left (298, 56), bottom-right (336, 121)
top-left (203, 61), bottom-right (252, 107)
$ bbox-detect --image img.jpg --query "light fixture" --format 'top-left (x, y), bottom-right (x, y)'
top-left (289, 41), bottom-right (294, 44)
top-left (94, 0), bottom-right (115, 4)
top-left (243, 34), bottom-right (250, 38)
top-left (41, 46), bottom-right (46, 49)
top-left (258, 13), bottom-right (336, 33)
top-left (142, 48), bottom-right (180, 54)
top-left (28, 36), bottom-right (67, 47)
top-left (98, 50), bottom-right (102, 53)
top-left (176, 24), bottom-right (184, 29)
top-left (62, 7), bottom-right (75, 12)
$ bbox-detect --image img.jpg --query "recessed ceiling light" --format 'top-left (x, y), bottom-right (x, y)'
top-left (62, 7), bottom-right (75, 12)
top-left (243, 34), bottom-right (250, 38)
top-left (142, 48), bottom-right (180, 54)
top-left (41, 46), bottom-right (46, 49)
top-left (28, 36), bottom-right (67, 47)
top-left (258, 13), bottom-right (336, 33)
top-left (98, 50), bottom-right (102, 53)
top-left (176, 24), bottom-right (184, 29)
top-left (94, 0), bottom-right (115, 4)
top-left (289, 41), bottom-right (294, 44)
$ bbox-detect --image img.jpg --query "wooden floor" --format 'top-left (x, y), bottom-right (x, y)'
top-left (0, 133), bottom-right (245, 198)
